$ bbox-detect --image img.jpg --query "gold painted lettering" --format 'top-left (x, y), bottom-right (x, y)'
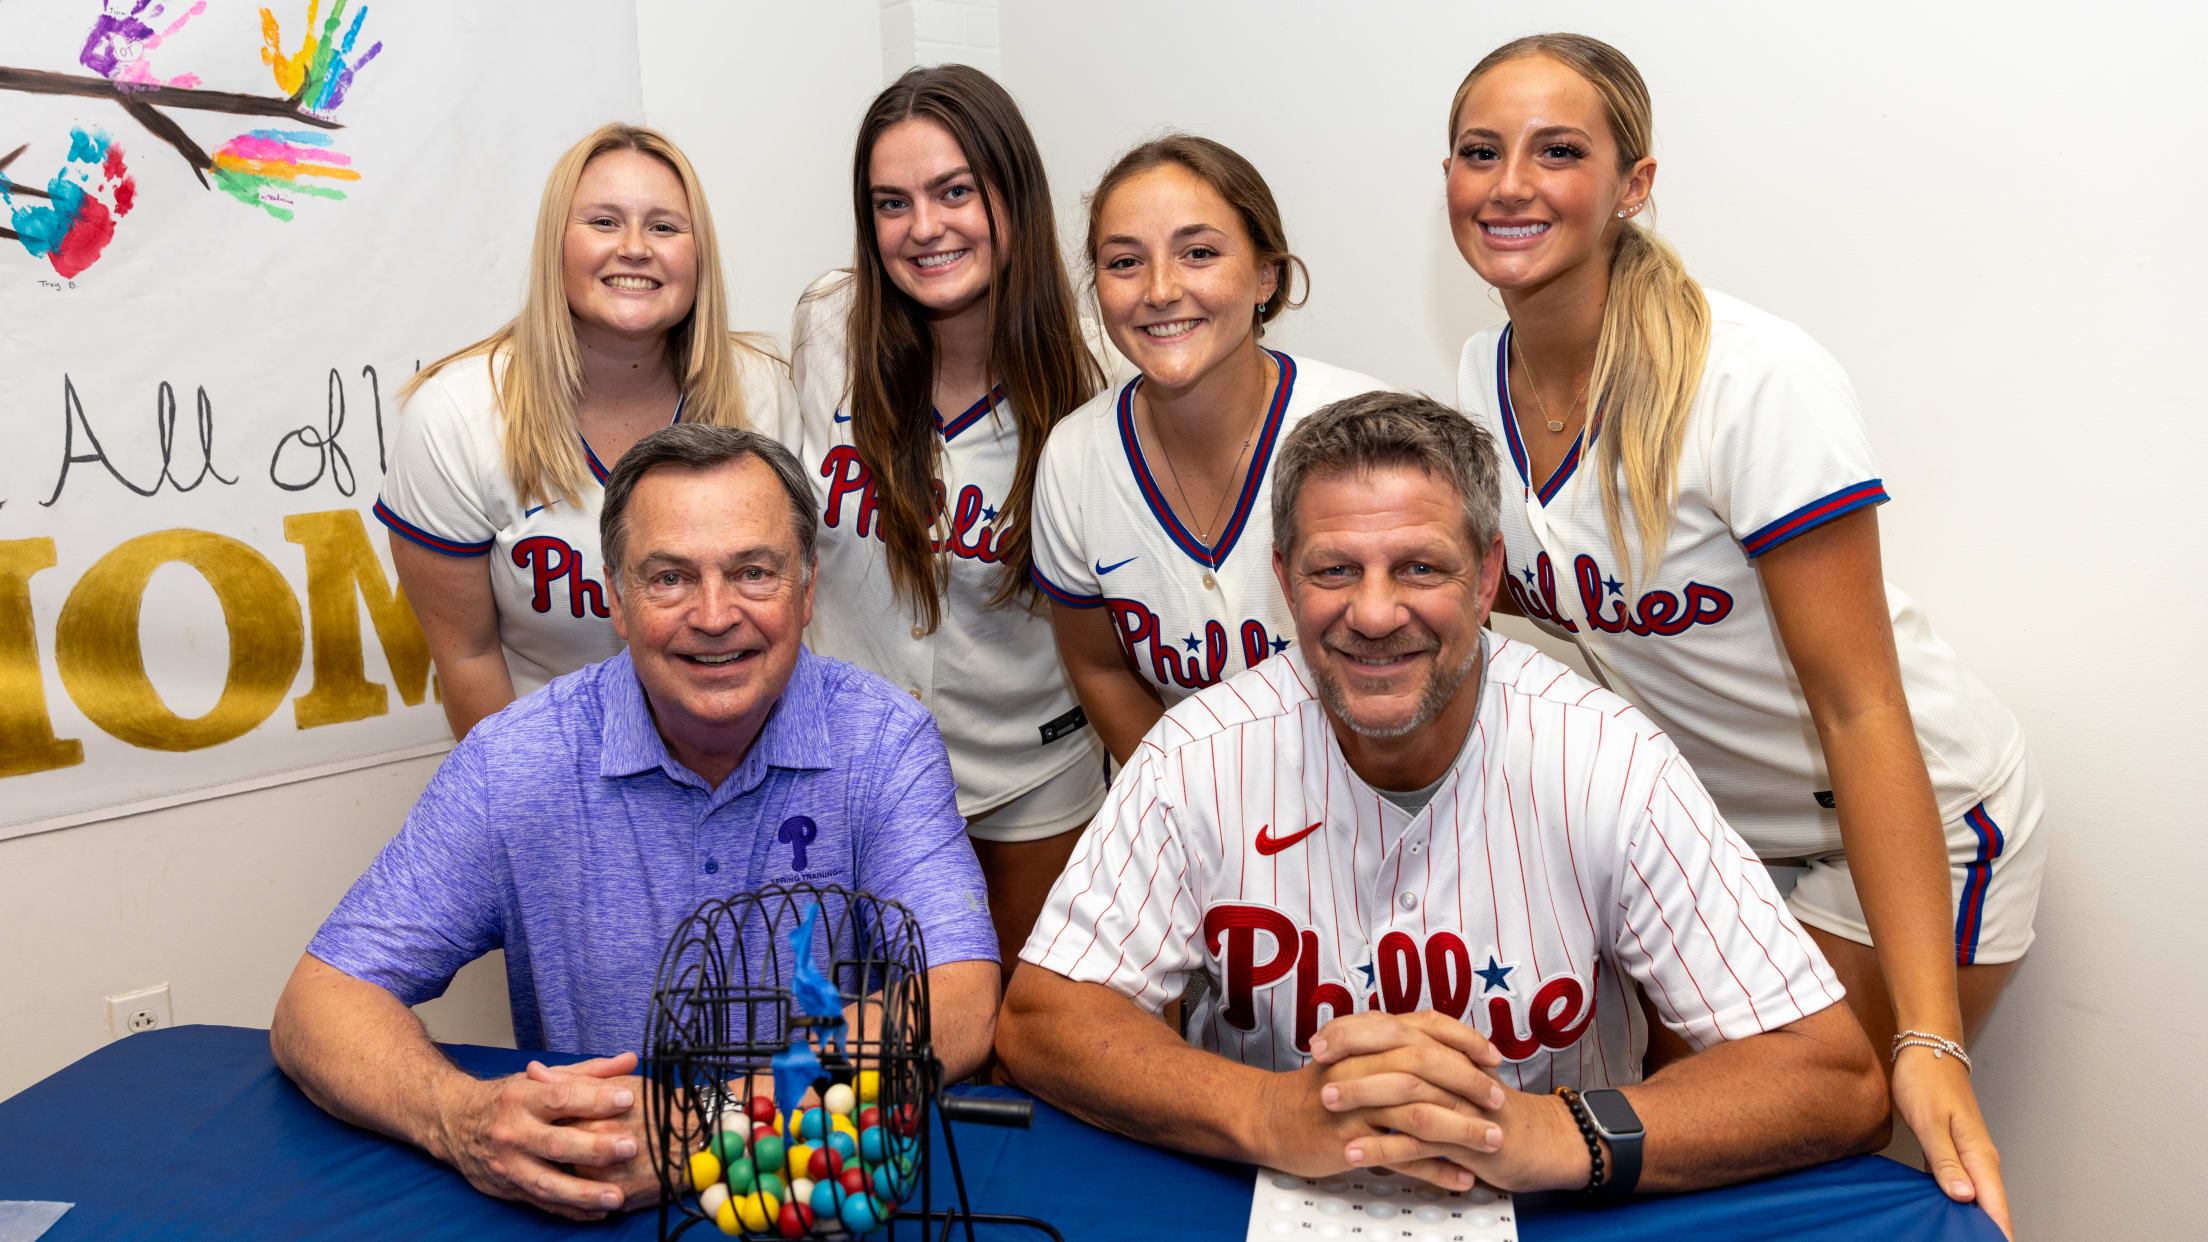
top-left (284, 510), bottom-right (431, 729)
top-left (0, 538), bottom-right (85, 777)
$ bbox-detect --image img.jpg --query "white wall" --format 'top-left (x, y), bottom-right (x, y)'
top-left (999, 0), bottom-right (2207, 1233)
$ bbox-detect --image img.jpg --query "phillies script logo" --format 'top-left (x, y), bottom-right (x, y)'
top-left (1104, 601), bottom-right (1285, 691)
top-left (778, 815), bottom-right (818, 870)
top-left (820, 445), bottom-right (1001, 564)
top-left (512, 536), bottom-right (610, 619)
top-left (1202, 903), bottom-right (1595, 1060)
top-left (1506, 551), bottom-right (1734, 638)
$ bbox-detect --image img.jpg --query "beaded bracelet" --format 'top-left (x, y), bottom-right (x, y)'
top-left (1891, 1028), bottom-right (1972, 1070)
top-left (1553, 1086), bottom-right (1606, 1192)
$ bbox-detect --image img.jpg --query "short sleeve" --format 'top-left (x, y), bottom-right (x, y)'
top-left (306, 739), bottom-right (506, 1003)
top-left (374, 365), bottom-right (498, 557)
top-left (854, 711), bottom-right (998, 968)
top-left (1705, 321), bottom-right (1889, 559)
top-left (735, 340), bottom-right (802, 453)
top-left (1029, 433), bottom-right (1103, 607)
top-left (1021, 752), bottom-right (1202, 1012)
top-left (1611, 757), bottom-right (1844, 1050)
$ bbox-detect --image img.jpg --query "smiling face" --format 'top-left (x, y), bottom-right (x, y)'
top-left (1444, 55), bottom-right (1653, 299)
top-left (562, 149), bottom-right (699, 348)
top-left (607, 455), bottom-right (814, 780)
top-left (1092, 162), bottom-right (1278, 394)
top-left (1276, 464), bottom-right (1502, 776)
top-left (869, 118), bottom-right (1000, 319)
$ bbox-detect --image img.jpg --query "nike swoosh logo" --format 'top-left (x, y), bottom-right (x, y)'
top-left (1095, 556), bottom-right (1138, 575)
top-left (833, 411), bottom-right (851, 423)
top-left (1254, 821), bottom-right (1324, 856)
top-left (524, 504), bottom-right (547, 518)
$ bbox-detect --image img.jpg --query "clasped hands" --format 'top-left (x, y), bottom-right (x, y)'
top-left (428, 1051), bottom-right (659, 1221)
top-left (1260, 1011), bottom-right (1587, 1195)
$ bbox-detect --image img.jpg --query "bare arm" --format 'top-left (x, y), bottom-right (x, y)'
top-left (270, 952), bottom-right (647, 1218)
top-left (918, 958), bottom-right (999, 1083)
top-left (389, 534), bottom-right (514, 739)
top-left (1048, 600), bottom-right (1164, 765)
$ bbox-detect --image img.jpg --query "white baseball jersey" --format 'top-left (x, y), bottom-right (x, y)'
top-left (374, 347), bottom-right (799, 695)
top-left (1023, 635), bottom-right (1841, 1090)
top-left (1459, 292), bottom-right (2026, 858)
top-left (1030, 352), bottom-right (1389, 704)
top-left (789, 273), bottom-right (1106, 816)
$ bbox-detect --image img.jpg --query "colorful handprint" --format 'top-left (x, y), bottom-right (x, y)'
top-left (1, 127), bottom-right (137, 278)
top-left (210, 128), bottom-right (358, 222)
top-left (79, 0), bottom-right (208, 90)
top-left (260, 0), bottom-right (383, 117)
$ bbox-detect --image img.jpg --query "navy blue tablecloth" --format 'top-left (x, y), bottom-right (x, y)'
top-left (0, 1026), bottom-right (1999, 1241)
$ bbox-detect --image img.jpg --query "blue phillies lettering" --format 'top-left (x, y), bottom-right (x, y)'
top-left (1104, 598), bottom-right (1283, 689)
top-left (778, 815), bottom-right (818, 870)
top-left (1504, 551), bottom-right (1732, 638)
top-left (819, 445), bottom-right (1001, 564)
top-left (511, 535), bottom-right (609, 618)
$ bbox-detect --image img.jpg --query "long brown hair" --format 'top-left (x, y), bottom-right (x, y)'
top-left (827, 66), bottom-right (1101, 631)
top-left (1450, 35), bottom-right (1711, 580)
top-left (1083, 134), bottom-right (1308, 334)
top-left (402, 123), bottom-right (774, 509)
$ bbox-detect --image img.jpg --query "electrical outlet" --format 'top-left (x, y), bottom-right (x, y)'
top-left (106, 983), bottom-right (173, 1038)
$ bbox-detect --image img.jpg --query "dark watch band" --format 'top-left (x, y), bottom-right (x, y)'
top-left (1577, 1087), bottom-right (1643, 1195)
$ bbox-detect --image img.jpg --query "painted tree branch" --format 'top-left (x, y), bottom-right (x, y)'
top-left (0, 66), bottom-right (341, 184)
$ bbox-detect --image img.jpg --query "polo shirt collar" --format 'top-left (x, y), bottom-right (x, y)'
top-left (597, 646), bottom-right (835, 781)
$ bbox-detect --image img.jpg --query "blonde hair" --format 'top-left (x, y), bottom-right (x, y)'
top-left (1450, 34), bottom-right (1711, 581)
top-left (401, 122), bottom-right (773, 509)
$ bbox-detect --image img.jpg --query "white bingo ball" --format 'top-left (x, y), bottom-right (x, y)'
top-left (824, 1083), bottom-right (857, 1117)
top-left (792, 1177), bottom-right (816, 1203)
top-left (699, 1182), bottom-right (731, 1219)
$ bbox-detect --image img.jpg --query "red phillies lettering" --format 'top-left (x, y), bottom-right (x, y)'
top-left (1204, 904), bottom-right (1298, 1031)
top-left (820, 448), bottom-right (1002, 563)
top-left (1424, 932), bottom-right (1471, 1019)
top-left (819, 445), bottom-right (880, 537)
top-left (1293, 929), bottom-right (1353, 1053)
top-left (1376, 931), bottom-right (1423, 1013)
top-left (512, 535), bottom-right (609, 618)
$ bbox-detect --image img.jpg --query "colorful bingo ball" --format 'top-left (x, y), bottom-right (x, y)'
top-left (857, 1070), bottom-right (880, 1104)
top-left (748, 1094), bottom-right (778, 1125)
top-left (757, 1171), bottom-right (788, 1205)
top-left (831, 1114), bottom-right (860, 1142)
top-left (689, 1149), bottom-right (722, 1192)
top-left (792, 1177), bottom-right (816, 1204)
top-left (871, 1164), bottom-right (900, 1203)
top-left (892, 1104), bottom-right (919, 1136)
top-left (700, 1181), bottom-right (731, 1220)
top-left (823, 1082), bottom-right (857, 1117)
top-left (709, 1129), bottom-right (747, 1166)
top-left (724, 1155), bottom-right (758, 1195)
top-left (858, 1126), bottom-right (887, 1165)
top-left (808, 1145), bottom-right (844, 1181)
top-left (826, 1130), bottom-right (858, 1162)
top-left (838, 1166), bottom-right (869, 1196)
top-left (753, 1134), bottom-right (786, 1173)
top-left (735, 1191), bottom-right (780, 1234)
top-left (838, 1193), bottom-right (879, 1235)
top-left (857, 1106), bottom-right (881, 1131)
top-left (786, 1142), bottom-right (816, 1176)
top-left (713, 1196), bottom-right (741, 1235)
top-left (798, 1107), bottom-right (829, 1142)
top-left (778, 1200), bottom-right (813, 1239)
top-left (810, 1177), bottom-right (844, 1220)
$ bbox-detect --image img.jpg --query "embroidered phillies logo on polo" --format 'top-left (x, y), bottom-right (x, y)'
top-left (778, 815), bottom-right (818, 870)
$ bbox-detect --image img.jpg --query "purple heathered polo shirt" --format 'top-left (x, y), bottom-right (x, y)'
top-left (307, 645), bottom-right (996, 1055)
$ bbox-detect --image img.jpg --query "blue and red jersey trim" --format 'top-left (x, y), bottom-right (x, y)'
top-left (1030, 563), bottom-right (1103, 609)
top-left (579, 395), bottom-right (685, 485)
top-left (1115, 350), bottom-right (1297, 570)
top-left (373, 498), bottom-right (492, 558)
top-left (936, 386), bottom-right (1004, 442)
top-left (1494, 323), bottom-right (1590, 506)
top-left (1740, 479), bottom-right (1889, 558)
top-left (1954, 801), bottom-right (2007, 966)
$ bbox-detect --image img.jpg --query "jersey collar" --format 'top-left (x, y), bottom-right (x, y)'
top-left (1495, 324), bottom-right (1588, 507)
top-left (935, 385), bottom-right (1005, 442)
top-left (1116, 349), bottom-right (1298, 570)
top-left (581, 394), bottom-right (688, 485)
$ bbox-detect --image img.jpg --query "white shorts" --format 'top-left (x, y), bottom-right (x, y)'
top-left (1787, 756), bottom-right (2045, 966)
top-left (963, 750), bottom-right (1107, 844)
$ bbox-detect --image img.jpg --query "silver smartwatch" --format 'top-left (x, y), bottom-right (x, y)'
top-left (1579, 1087), bottom-right (1644, 1194)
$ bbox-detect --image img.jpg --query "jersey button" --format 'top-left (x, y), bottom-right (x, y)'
top-left (1409, 843), bottom-right (1422, 855)
top-left (703, 858), bottom-right (719, 875)
top-left (1398, 892), bottom-right (1417, 912)
top-left (910, 624), bottom-right (926, 639)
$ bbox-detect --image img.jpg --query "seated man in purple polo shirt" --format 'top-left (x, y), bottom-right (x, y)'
top-left (270, 426), bottom-right (999, 1221)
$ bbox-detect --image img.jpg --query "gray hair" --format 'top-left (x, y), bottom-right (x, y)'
top-left (600, 424), bottom-right (818, 580)
top-left (1271, 391), bottom-right (1502, 559)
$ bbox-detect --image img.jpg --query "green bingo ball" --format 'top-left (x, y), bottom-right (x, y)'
top-left (757, 1171), bottom-right (788, 1204)
top-left (753, 1134), bottom-right (786, 1174)
top-left (709, 1130), bottom-right (748, 1166)
top-left (724, 1155), bottom-right (757, 1195)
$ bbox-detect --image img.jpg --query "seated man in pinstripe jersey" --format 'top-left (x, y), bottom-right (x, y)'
top-left (999, 392), bottom-right (1885, 1197)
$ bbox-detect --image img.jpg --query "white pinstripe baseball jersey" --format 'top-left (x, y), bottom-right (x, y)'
top-left (1028, 351), bottom-right (1390, 706)
top-left (1023, 633), bottom-right (1842, 1090)
top-left (1459, 292), bottom-right (2026, 858)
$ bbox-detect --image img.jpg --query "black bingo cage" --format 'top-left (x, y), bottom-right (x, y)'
top-left (644, 882), bottom-right (1059, 1241)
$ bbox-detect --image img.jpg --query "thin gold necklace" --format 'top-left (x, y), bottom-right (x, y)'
top-left (1153, 355), bottom-right (1277, 591)
top-left (1511, 333), bottom-right (1586, 436)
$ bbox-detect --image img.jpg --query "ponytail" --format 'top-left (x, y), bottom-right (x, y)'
top-left (1586, 222), bottom-right (1710, 583)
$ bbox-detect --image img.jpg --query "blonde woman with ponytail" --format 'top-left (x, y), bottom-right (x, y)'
top-left (1448, 35), bottom-right (2039, 1237)
top-left (378, 124), bottom-right (796, 739)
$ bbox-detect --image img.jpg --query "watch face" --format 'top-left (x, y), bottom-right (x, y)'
top-left (1582, 1088), bottom-right (1644, 1137)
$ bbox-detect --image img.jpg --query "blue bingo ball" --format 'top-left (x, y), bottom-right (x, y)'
top-left (871, 1164), bottom-right (897, 1202)
top-left (798, 1107), bottom-right (829, 1142)
top-left (858, 1126), bottom-right (887, 1165)
top-left (810, 1178), bottom-right (843, 1220)
top-left (838, 1193), bottom-right (878, 1234)
top-left (826, 1130), bottom-right (858, 1161)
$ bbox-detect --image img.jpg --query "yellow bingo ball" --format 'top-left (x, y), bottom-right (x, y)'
top-left (713, 1197), bottom-right (740, 1235)
top-left (689, 1148), bottom-right (722, 1193)
top-left (857, 1070), bottom-right (881, 1104)
top-left (831, 1115), bottom-right (859, 1142)
top-left (787, 1142), bottom-right (816, 1177)
top-left (735, 1191), bottom-right (779, 1234)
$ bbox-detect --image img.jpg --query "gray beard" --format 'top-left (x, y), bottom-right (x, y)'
top-left (1313, 632), bottom-right (1485, 740)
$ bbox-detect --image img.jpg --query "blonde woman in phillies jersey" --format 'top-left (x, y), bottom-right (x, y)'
top-left (1445, 34), bottom-right (2038, 1235)
top-left (379, 124), bottom-right (796, 740)
top-left (790, 67), bottom-right (1108, 974)
top-left (1033, 136), bottom-right (1388, 763)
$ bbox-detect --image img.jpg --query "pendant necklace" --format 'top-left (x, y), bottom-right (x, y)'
top-left (1155, 358), bottom-right (1276, 592)
top-left (1511, 333), bottom-right (1586, 435)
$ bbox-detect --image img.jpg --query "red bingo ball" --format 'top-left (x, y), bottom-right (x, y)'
top-left (857, 1107), bottom-right (881, 1131)
top-left (839, 1167), bottom-right (869, 1197)
top-left (777, 1201), bottom-right (811, 1239)
top-left (892, 1104), bottom-right (919, 1136)
top-left (808, 1147), bottom-right (843, 1182)
top-left (748, 1095), bottom-right (777, 1124)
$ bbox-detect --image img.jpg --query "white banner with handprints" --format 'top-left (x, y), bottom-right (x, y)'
top-left (0, 2), bottom-right (644, 837)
